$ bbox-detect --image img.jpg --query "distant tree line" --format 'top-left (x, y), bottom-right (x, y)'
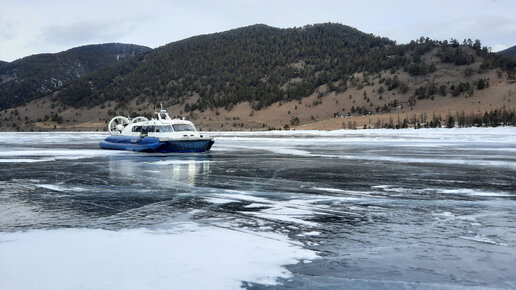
top-left (371, 106), bottom-right (515, 129)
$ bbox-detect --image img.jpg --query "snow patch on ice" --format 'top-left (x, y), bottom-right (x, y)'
top-left (312, 187), bottom-right (346, 193)
top-left (0, 132), bottom-right (106, 145)
top-left (222, 145), bottom-right (312, 156)
top-left (0, 158), bottom-right (56, 163)
top-left (460, 234), bottom-right (507, 246)
top-left (204, 197), bottom-right (236, 204)
top-left (338, 154), bottom-right (516, 169)
top-left (297, 231), bottom-right (321, 237)
top-left (468, 191), bottom-right (512, 197)
top-left (0, 148), bottom-right (117, 157)
top-left (36, 184), bottom-right (87, 192)
top-left (310, 187), bottom-right (378, 199)
top-left (432, 212), bottom-right (455, 218)
top-left (304, 231), bottom-right (321, 236)
top-left (245, 203), bottom-right (270, 208)
top-left (0, 223), bottom-right (317, 290)
top-left (215, 193), bottom-right (273, 204)
top-left (0, 148), bottom-right (123, 163)
top-left (205, 192), bottom-right (321, 227)
top-left (247, 211), bottom-right (318, 227)
top-left (371, 185), bottom-right (409, 193)
top-left (440, 188), bottom-right (512, 197)
top-left (264, 147), bottom-right (312, 156)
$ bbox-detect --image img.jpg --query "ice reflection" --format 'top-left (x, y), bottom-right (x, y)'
top-left (107, 155), bottom-right (212, 187)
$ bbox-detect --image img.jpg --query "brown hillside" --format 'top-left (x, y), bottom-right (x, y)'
top-left (1, 48), bottom-right (515, 132)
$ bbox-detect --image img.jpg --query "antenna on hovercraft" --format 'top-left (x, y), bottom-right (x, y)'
top-left (155, 103), bottom-right (172, 121)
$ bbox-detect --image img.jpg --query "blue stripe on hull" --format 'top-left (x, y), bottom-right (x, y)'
top-left (99, 136), bottom-right (214, 153)
top-left (100, 136), bottom-right (161, 152)
top-left (158, 140), bottom-right (214, 153)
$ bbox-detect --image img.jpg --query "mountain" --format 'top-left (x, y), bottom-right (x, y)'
top-left (52, 24), bottom-right (514, 111)
top-left (54, 24), bottom-right (396, 110)
top-left (0, 43), bottom-right (151, 109)
top-left (1, 23), bottom-right (516, 131)
top-left (498, 45), bottom-right (516, 60)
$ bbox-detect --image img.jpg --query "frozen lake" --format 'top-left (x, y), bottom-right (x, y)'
top-left (1, 128), bottom-right (515, 289)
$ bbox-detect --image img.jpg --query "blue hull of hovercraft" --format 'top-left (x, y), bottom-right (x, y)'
top-left (99, 136), bottom-right (214, 153)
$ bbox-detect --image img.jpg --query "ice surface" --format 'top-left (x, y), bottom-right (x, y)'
top-left (152, 159), bottom-right (213, 165)
top-left (211, 128), bottom-right (516, 170)
top-left (311, 187), bottom-right (347, 193)
top-left (1, 128), bottom-right (516, 289)
top-left (205, 192), bottom-right (324, 227)
top-left (36, 184), bottom-right (88, 192)
top-left (440, 188), bottom-right (512, 197)
top-left (0, 147), bottom-right (124, 163)
top-left (0, 158), bottom-right (56, 163)
top-left (459, 234), bottom-right (508, 246)
top-left (0, 223), bottom-right (316, 290)
top-left (0, 132), bottom-right (107, 145)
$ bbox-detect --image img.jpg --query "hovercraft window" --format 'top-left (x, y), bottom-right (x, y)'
top-left (163, 125), bottom-right (173, 132)
top-left (139, 126), bottom-right (155, 133)
top-left (132, 126), bottom-right (142, 132)
top-left (137, 125), bottom-right (173, 133)
top-left (150, 125), bottom-right (173, 133)
top-left (172, 124), bottom-right (195, 131)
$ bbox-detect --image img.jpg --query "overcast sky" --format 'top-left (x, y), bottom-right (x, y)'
top-left (1, 0), bottom-right (515, 62)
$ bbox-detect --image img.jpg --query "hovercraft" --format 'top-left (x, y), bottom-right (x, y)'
top-left (100, 107), bottom-right (214, 153)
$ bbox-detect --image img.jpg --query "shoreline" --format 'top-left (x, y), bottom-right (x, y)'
top-left (1, 126), bottom-right (515, 134)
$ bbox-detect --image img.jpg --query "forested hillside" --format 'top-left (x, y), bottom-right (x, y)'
top-left (2, 23), bottom-right (516, 131)
top-left (0, 43), bottom-right (151, 109)
top-left (498, 45), bottom-right (516, 60)
top-left (54, 24), bottom-right (398, 109)
top-left (53, 24), bottom-right (515, 114)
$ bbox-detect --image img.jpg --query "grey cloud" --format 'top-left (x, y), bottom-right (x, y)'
top-left (38, 17), bottom-right (142, 46)
top-left (386, 14), bottom-right (515, 49)
top-left (2, 0), bottom-right (515, 61)
top-left (0, 21), bottom-right (16, 40)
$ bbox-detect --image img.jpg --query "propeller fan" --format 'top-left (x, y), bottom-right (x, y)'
top-left (131, 116), bottom-right (149, 123)
top-left (108, 116), bottom-right (130, 135)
